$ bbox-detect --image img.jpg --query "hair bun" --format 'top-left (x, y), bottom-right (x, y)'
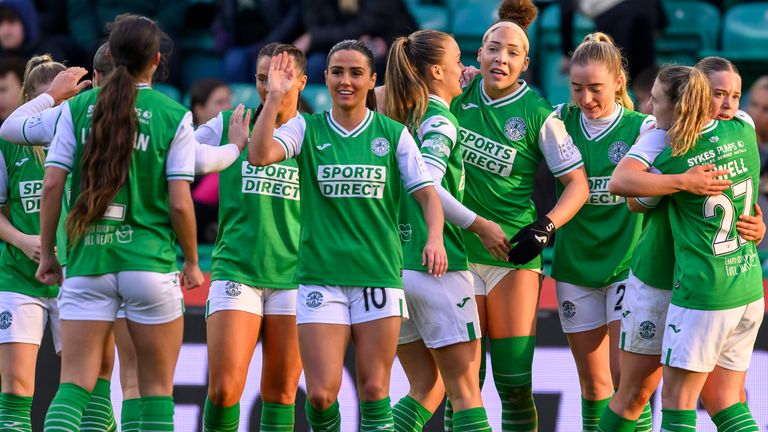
top-left (583, 31), bottom-right (615, 45)
top-left (497, 0), bottom-right (538, 30)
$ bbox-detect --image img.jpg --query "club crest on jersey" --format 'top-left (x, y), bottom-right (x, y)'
top-left (399, 224), bottom-right (412, 242)
top-left (608, 141), bottom-right (629, 165)
top-left (224, 281), bottom-right (242, 297)
top-left (371, 137), bottom-right (390, 157)
top-left (504, 117), bottom-right (526, 141)
top-left (639, 320), bottom-right (656, 339)
top-left (306, 291), bottom-right (324, 309)
top-left (561, 301), bottom-right (576, 319)
top-left (0, 311), bottom-right (12, 330)
top-left (559, 135), bottom-right (577, 160)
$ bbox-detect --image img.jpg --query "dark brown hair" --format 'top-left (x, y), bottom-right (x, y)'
top-left (67, 14), bottom-right (161, 241)
top-left (327, 39), bottom-right (377, 110)
top-left (498, 0), bottom-right (538, 30)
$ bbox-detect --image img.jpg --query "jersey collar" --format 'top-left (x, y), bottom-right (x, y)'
top-left (136, 83), bottom-right (151, 89)
top-left (579, 103), bottom-right (624, 141)
top-left (326, 108), bottom-right (374, 138)
top-left (428, 94), bottom-right (449, 110)
top-left (701, 119), bottom-right (718, 134)
top-left (479, 79), bottom-right (529, 108)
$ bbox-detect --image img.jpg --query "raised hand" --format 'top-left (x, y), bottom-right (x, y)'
top-left (228, 104), bottom-right (252, 151)
top-left (267, 52), bottom-right (297, 98)
top-left (45, 67), bottom-right (92, 105)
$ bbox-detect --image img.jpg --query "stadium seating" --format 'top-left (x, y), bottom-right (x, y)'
top-left (721, 2), bottom-right (768, 58)
top-left (451, 0), bottom-right (499, 67)
top-left (229, 83), bottom-right (261, 109)
top-left (405, 0), bottom-right (450, 32)
top-left (302, 84), bottom-right (333, 113)
top-left (657, 1), bottom-right (721, 65)
top-left (153, 83), bottom-right (182, 102)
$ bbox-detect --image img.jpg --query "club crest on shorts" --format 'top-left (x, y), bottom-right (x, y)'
top-left (608, 141), bottom-right (629, 165)
top-left (306, 291), bottom-right (324, 309)
top-left (504, 117), bottom-right (526, 141)
top-left (561, 301), bottom-right (576, 319)
top-left (371, 137), bottom-right (390, 157)
top-left (224, 281), bottom-right (242, 297)
top-left (639, 320), bottom-right (656, 339)
top-left (0, 311), bottom-right (12, 330)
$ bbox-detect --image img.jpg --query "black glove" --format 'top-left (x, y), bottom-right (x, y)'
top-left (507, 216), bottom-right (556, 265)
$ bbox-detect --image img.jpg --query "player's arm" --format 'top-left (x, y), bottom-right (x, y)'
top-left (0, 151), bottom-right (41, 263)
top-left (736, 203), bottom-right (766, 245)
top-left (249, 53), bottom-right (299, 166)
top-left (194, 108), bottom-right (246, 174)
top-left (610, 157), bottom-right (731, 197)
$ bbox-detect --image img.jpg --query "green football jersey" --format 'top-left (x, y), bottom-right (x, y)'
top-left (274, 109), bottom-right (433, 287)
top-left (654, 118), bottom-right (763, 310)
top-left (401, 95), bottom-right (468, 272)
top-left (551, 104), bottom-right (650, 287)
top-left (45, 86), bottom-right (196, 276)
top-left (0, 140), bottom-right (58, 297)
top-left (451, 77), bottom-right (584, 269)
top-left (210, 108), bottom-right (300, 289)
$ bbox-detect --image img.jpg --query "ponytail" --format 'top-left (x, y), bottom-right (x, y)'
top-left (571, 32), bottom-right (633, 110)
top-left (66, 14), bottom-right (160, 242)
top-left (658, 66), bottom-right (713, 156)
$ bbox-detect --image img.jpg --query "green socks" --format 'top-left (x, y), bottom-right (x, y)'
top-left (0, 393), bottom-right (32, 431)
top-left (305, 399), bottom-right (341, 432)
top-left (635, 402), bottom-right (652, 432)
top-left (712, 402), bottom-right (759, 431)
top-left (140, 396), bottom-right (174, 431)
top-left (454, 407), bottom-right (491, 432)
top-left (203, 398), bottom-right (239, 432)
top-left (582, 397), bottom-right (611, 431)
top-left (660, 408), bottom-right (696, 432)
top-left (81, 378), bottom-right (116, 431)
top-left (597, 406), bottom-right (637, 432)
top-left (446, 336), bottom-right (486, 432)
top-left (360, 397), bottom-right (394, 431)
top-left (393, 395), bottom-right (432, 432)
top-left (121, 398), bottom-right (141, 432)
top-left (444, 399), bottom-right (454, 432)
top-left (261, 402), bottom-right (295, 432)
top-left (490, 336), bottom-right (538, 431)
top-left (44, 383), bottom-right (91, 431)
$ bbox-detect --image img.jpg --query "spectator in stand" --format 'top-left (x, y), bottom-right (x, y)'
top-left (0, 56), bottom-right (24, 124)
top-left (66, 1), bottom-right (187, 86)
top-left (0, 0), bottom-right (38, 58)
top-left (294, 0), bottom-right (418, 83)
top-left (559, 0), bottom-right (666, 82)
top-left (189, 78), bottom-right (233, 243)
top-left (748, 76), bottom-right (768, 148)
top-left (632, 66), bottom-right (658, 115)
top-left (213, 0), bottom-right (302, 83)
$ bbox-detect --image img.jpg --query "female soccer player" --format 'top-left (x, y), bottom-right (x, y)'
top-left (36, 15), bottom-right (209, 431)
top-left (601, 59), bottom-right (765, 431)
top-left (449, 1), bottom-right (589, 429)
top-left (194, 42), bottom-right (306, 432)
top-left (249, 40), bottom-right (446, 432)
top-left (383, 29), bottom-right (510, 431)
top-left (550, 32), bottom-right (654, 431)
top-left (650, 65), bottom-right (762, 431)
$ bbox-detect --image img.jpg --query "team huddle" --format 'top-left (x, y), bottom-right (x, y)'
top-left (0, 0), bottom-right (764, 431)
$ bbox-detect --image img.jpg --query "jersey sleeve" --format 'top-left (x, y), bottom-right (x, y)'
top-left (0, 150), bottom-right (7, 206)
top-left (734, 110), bottom-right (756, 129)
top-left (538, 111), bottom-right (584, 177)
top-left (273, 115), bottom-right (307, 159)
top-left (193, 113), bottom-right (224, 145)
top-left (194, 143), bottom-right (241, 174)
top-left (625, 128), bottom-right (668, 168)
top-left (418, 115), bottom-right (457, 175)
top-left (639, 115), bottom-right (656, 135)
top-left (0, 93), bottom-right (60, 146)
top-left (45, 102), bottom-right (77, 172)
top-left (396, 127), bottom-right (434, 194)
top-left (425, 162), bottom-right (476, 228)
top-left (166, 112), bottom-right (196, 181)
top-left (635, 195), bottom-right (662, 209)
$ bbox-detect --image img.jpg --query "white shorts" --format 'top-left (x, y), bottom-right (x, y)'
top-left (60, 271), bottom-right (184, 325)
top-left (399, 270), bottom-right (481, 349)
top-left (556, 280), bottom-right (626, 333)
top-left (0, 292), bottom-right (61, 353)
top-left (662, 298), bottom-right (764, 372)
top-left (206, 280), bottom-right (297, 318)
top-left (296, 285), bottom-right (408, 325)
top-left (469, 263), bottom-right (511, 296)
top-left (620, 272), bottom-right (672, 355)
top-left (116, 303), bottom-right (126, 319)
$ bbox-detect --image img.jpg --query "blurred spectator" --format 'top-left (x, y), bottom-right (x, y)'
top-left (190, 78), bottom-right (232, 126)
top-left (632, 66), bottom-right (658, 115)
top-left (559, 0), bottom-right (666, 82)
top-left (0, 0), bottom-right (38, 57)
top-left (295, 0), bottom-right (418, 83)
top-left (67, 0), bottom-right (187, 86)
top-left (749, 76), bottom-right (768, 147)
top-left (213, 0), bottom-right (302, 83)
top-left (0, 56), bottom-right (24, 123)
top-left (189, 78), bottom-right (233, 243)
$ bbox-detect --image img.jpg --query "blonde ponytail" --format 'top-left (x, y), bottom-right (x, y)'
top-left (658, 66), bottom-right (713, 156)
top-left (571, 32), bottom-right (634, 110)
